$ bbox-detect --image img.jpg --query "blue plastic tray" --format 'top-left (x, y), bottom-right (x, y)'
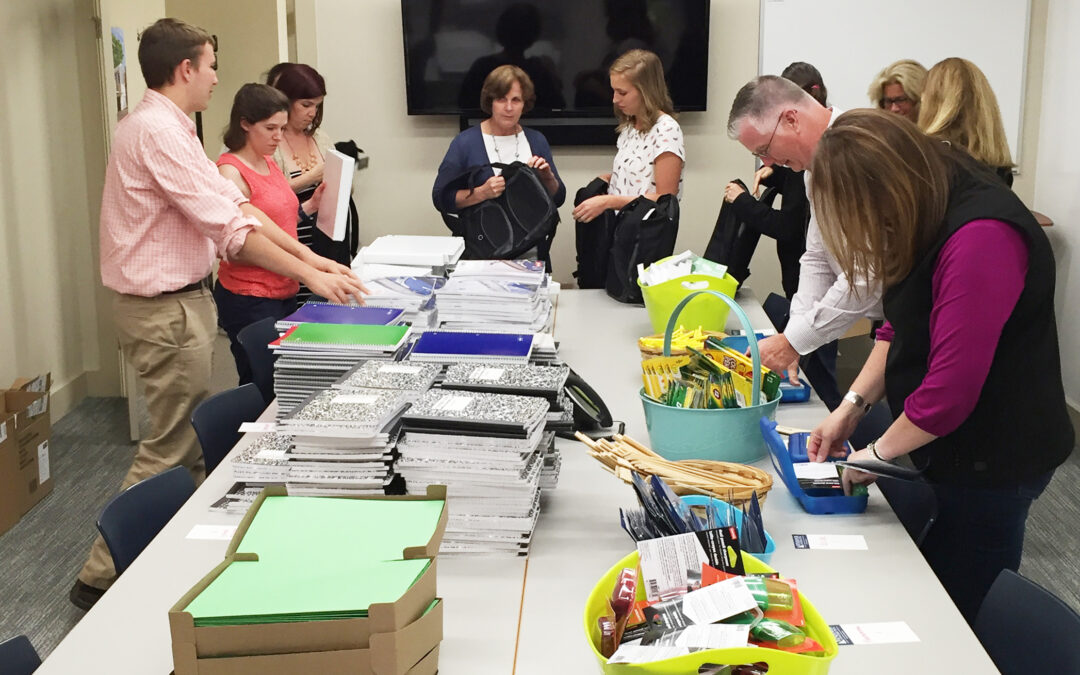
top-left (760, 418), bottom-right (868, 515)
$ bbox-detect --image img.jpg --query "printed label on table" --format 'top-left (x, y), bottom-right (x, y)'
top-left (433, 394), bottom-right (473, 413)
top-left (792, 534), bottom-right (868, 550)
top-left (239, 422), bottom-right (277, 433)
top-left (469, 366), bottom-right (506, 382)
top-left (186, 524), bottom-right (239, 541)
top-left (37, 440), bottom-right (50, 484)
top-left (830, 622), bottom-right (919, 645)
top-left (332, 394), bottom-right (380, 405)
top-left (378, 364), bottom-right (423, 375)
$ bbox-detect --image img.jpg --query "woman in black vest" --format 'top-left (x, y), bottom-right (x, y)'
top-left (805, 109), bottom-right (1072, 623)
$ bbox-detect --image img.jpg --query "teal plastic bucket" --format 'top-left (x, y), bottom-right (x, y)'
top-left (640, 290), bottom-right (780, 463)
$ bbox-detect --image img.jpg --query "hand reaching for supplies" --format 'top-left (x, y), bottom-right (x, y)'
top-left (751, 165), bottom-right (773, 197)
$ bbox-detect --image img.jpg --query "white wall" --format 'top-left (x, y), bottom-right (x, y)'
top-left (1035, 0), bottom-right (1080, 405)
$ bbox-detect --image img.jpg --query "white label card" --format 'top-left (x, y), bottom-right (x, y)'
top-left (793, 462), bottom-right (842, 480)
top-left (37, 440), bottom-right (50, 484)
top-left (332, 394), bottom-right (381, 405)
top-left (186, 524), bottom-right (239, 541)
top-left (637, 532), bottom-right (710, 602)
top-left (792, 534), bottom-right (868, 550)
top-left (254, 448), bottom-right (288, 461)
top-left (433, 394), bottom-right (473, 413)
top-left (0, 421), bottom-right (6, 444)
top-left (470, 367), bottom-right (506, 381)
top-left (239, 422), bottom-right (277, 433)
top-left (671, 624), bottom-right (751, 649)
top-left (607, 643), bottom-right (691, 664)
top-left (378, 364), bottom-right (423, 375)
top-left (680, 576), bottom-right (759, 625)
top-left (831, 622), bottom-right (920, 645)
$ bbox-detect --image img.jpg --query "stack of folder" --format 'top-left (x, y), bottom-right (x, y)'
top-left (398, 389), bottom-right (549, 555)
top-left (435, 260), bottom-right (553, 333)
top-left (361, 276), bottom-right (444, 328)
top-left (276, 389), bottom-right (411, 496)
top-left (171, 488), bottom-right (447, 674)
top-left (271, 323), bottom-right (411, 417)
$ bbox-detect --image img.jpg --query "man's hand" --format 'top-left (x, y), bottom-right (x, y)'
top-left (572, 195), bottom-right (611, 223)
top-left (751, 166), bottom-right (773, 196)
top-left (807, 404), bottom-right (863, 462)
top-left (304, 269), bottom-right (368, 305)
top-left (755, 334), bottom-right (800, 374)
top-left (723, 181), bottom-right (746, 204)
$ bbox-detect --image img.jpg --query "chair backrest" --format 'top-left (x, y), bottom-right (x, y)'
top-left (0, 635), bottom-right (41, 674)
top-left (96, 466), bottom-right (196, 576)
top-left (975, 569), bottom-right (1080, 674)
top-left (875, 477), bottom-right (937, 548)
top-left (237, 316), bottom-right (280, 405)
top-left (191, 383), bottom-right (266, 475)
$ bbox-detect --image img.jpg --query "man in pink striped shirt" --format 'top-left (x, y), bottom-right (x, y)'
top-left (71, 18), bottom-right (366, 610)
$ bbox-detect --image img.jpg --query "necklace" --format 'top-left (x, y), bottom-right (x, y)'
top-left (486, 122), bottom-right (520, 164)
top-left (282, 131), bottom-right (319, 172)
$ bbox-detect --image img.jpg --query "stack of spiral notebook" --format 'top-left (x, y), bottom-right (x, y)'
top-left (360, 276), bottom-right (444, 328)
top-left (397, 388), bottom-right (549, 555)
top-left (271, 322), bottom-right (411, 417)
top-left (436, 260), bottom-right (552, 332)
top-left (406, 330), bottom-right (534, 366)
top-left (275, 388), bottom-right (412, 496)
top-left (274, 302), bottom-right (405, 332)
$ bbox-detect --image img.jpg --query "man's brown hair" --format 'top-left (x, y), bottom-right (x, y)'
top-left (138, 18), bottom-right (213, 89)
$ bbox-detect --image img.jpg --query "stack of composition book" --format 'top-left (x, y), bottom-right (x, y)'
top-left (171, 489), bottom-right (446, 674)
top-left (217, 432), bottom-right (293, 514)
top-left (361, 276), bottom-right (445, 328)
top-left (397, 388), bottom-right (549, 555)
top-left (435, 260), bottom-right (552, 333)
top-left (271, 322), bottom-right (411, 417)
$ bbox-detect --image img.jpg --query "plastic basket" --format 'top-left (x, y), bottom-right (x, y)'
top-left (760, 418), bottom-right (868, 515)
top-left (584, 551), bottom-right (838, 674)
top-left (639, 267), bottom-right (739, 334)
top-left (680, 495), bottom-right (775, 565)
top-left (640, 291), bottom-right (781, 463)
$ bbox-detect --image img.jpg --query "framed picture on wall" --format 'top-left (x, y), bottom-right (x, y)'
top-left (111, 27), bottom-right (128, 119)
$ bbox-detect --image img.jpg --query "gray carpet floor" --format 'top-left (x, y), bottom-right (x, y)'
top-left (2, 365), bottom-right (1078, 660)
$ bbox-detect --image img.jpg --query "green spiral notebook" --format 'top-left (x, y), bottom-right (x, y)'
top-left (280, 322), bottom-right (410, 351)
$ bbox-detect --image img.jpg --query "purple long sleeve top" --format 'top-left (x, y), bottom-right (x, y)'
top-left (875, 219), bottom-right (1029, 436)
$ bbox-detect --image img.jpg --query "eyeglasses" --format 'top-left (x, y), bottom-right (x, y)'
top-left (882, 95), bottom-right (911, 107)
top-left (752, 112), bottom-right (785, 159)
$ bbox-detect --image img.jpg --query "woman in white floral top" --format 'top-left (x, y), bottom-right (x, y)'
top-left (572, 49), bottom-right (685, 223)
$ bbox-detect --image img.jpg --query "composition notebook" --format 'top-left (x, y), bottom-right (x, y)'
top-left (276, 302), bottom-right (404, 330)
top-left (408, 331), bottom-right (534, 363)
top-left (278, 322), bottom-right (410, 352)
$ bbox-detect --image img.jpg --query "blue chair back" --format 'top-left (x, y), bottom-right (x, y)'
top-left (96, 466), bottom-right (195, 576)
top-left (237, 317), bottom-right (280, 405)
top-left (876, 477), bottom-right (937, 548)
top-left (191, 383), bottom-right (265, 475)
top-left (975, 569), bottom-right (1080, 674)
top-left (0, 635), bottom-right (41, 674)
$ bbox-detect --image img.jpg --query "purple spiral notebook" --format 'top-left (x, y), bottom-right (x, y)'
top-left (277, 303), bottom-right (404, 329)
top-left (407, 331), bottom-right (534, 363)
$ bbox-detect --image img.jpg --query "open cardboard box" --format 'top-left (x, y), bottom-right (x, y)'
top-left (170, 485), bottom-right (447, 674)
top-left (0, 378), bottom-right (53, 536)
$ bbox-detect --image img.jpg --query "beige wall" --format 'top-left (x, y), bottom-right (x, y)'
top-left (165, 0), bottom-right (288, 157)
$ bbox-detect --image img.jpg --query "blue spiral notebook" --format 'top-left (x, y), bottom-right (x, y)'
top-left (407, 331), bottom-right (534, 363)
top-left (276, 302), bottom-right (404, 330)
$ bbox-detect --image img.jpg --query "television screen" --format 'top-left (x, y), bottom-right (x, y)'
top-left (401, 0), bottom-right (710, 117)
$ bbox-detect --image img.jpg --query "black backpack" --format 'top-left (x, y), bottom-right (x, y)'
top-left (453, 162), bottom-right (559, 260)
top-left (703, 178), bottom-right (779, 285)
top-left (605, 194), bottom-right (680, 304)
top-left (572, 177), bottom-right (615, 289)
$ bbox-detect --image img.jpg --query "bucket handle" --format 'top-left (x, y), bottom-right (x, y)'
top-left (664, 290), bottom-right (763, 405)
top-left (680, 280), bottom-right (711, 291)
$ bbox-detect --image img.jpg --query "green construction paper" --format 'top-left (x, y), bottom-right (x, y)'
top-left (283, 322), bottom-right (409, 347)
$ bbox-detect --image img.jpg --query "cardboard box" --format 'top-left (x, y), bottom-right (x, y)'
top-left (170, 485), bottom-right (447, 675)
top-left (0, 384), bottom-right (53, 536)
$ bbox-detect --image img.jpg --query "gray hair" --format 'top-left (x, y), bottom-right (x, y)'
top-left (727, 75), bottom-right (818, 138)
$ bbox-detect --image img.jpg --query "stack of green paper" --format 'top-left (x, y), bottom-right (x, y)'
top-left (184, 496), bottom-right (444, 627)
top-left (281, 323), bottom-right (410, 352)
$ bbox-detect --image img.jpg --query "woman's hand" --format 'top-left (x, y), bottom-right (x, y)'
top-left (527, 155), bottom-right (553, 177)
top-left (724, 181), bottom-right (746, 203)
top-left (807, 404), bottom-right (863, 462)
top-left (572, 195), bottom-right (611, 223)
top-left (840, 448), bottom-right (879, 494)
top-left (751, 166), bottom-right (773, 196)
top-left (480, 175), bottom-right (505, 201)
top-left (301, 182), bottom-right (327, 215)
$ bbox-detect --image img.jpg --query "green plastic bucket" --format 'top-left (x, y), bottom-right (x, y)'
top-left (640, 290), bottom-right (780, 463)
top-left (639, 264), bottom-right (739, 334)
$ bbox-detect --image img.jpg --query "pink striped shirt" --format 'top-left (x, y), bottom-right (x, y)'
top-left (99, 89), bottom-right (257, 296)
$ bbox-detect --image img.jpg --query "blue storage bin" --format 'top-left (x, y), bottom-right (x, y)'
top-left (723, 335), bottom-right (811, 403)
top-left (760, 418), bottom-right (868, 515)
top-left (680, 495), bottom-right (775, 565)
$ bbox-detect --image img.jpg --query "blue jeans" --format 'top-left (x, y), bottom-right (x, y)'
top-left (212, 282), bottom-right (297, 386)
top-left (920, 470), bottom-right (1054, 624)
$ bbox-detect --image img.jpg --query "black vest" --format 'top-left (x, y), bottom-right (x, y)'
top-left (883, 158), bottom-right (1073, 487)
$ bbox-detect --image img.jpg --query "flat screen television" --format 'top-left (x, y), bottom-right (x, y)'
top-left (401, 0), bottom-right (710, 120)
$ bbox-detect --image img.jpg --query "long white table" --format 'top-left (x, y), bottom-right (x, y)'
top-left (38, 289), bottom-right (996, 673)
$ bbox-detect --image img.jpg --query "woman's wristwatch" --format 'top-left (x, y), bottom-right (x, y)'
top-left (866, 440), bottom-right (890, 463)
top-left (843, 390), bottom-right (872, 414)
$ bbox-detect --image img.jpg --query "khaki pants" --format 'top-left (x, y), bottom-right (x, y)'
top-left (78, 288), bottom-right (216, 589)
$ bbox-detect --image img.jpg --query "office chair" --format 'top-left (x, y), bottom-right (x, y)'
top-left (190, 383), bottom-right (266, 475)
top-left (0, 634), bottom-right (41, 674)
top-left (236, 317), bottom-right (280, 405)
top-left (96, 466), bottom-right (196, 575)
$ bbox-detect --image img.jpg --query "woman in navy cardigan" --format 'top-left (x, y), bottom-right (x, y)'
top-left (432, 65), bottom-right (565, 267)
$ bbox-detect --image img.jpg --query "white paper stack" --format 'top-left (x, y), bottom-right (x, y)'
top-left (398, 389), bottom-right (549, 555)
top-left (277, 388), bottom-right (412, 496)
top-left (361, 276), bottom-right (445, 328)
top-left (436, 260), bottom-right (553, 333)
top-left (359, 235), bottom-right (465, 269)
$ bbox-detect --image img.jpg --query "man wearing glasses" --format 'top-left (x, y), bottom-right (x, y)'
top-left (726, 75), bottom-right (883, 422)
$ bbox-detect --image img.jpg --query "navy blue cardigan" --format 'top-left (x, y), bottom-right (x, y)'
top-left (431, 126), bottom-right (566, 221)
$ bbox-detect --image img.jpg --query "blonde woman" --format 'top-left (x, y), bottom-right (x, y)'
top-left (918, 57), bottom-right (1014, 186)
top-left (572, 49), bottom-right (684, 223)
top-left (867, 59), bottom-right (927, 121)
top-left (806, 109), bottom-right (1071, 623)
